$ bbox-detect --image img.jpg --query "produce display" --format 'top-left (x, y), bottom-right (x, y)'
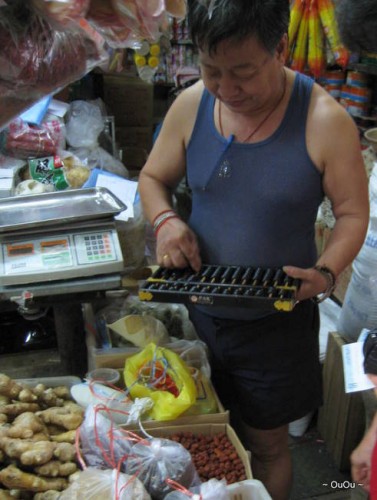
top-left (170, 432), bottom-right (247, 484)
top-left (0, 370), bottom-right (252, 499)
top-left (0, 374), bottom-right (83, 498)
top-left (287, 0), bottom-right (349, 77)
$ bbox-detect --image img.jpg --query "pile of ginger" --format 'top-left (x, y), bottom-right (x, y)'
top-left (0, 373), bottom-right (84, 500)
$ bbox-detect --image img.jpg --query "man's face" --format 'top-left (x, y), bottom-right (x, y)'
top-left (198, 35), bottom-right (286, 114)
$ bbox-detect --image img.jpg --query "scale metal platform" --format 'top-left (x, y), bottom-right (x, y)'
top-left (0, 187), bottom-right (126, 302)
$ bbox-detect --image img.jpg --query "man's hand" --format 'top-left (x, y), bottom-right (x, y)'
top-left (156, 217), bottom-right (201, 272)
top-left (283, 265), bottom-right (330, 302)
top-left (350, 441), bottom-right (373, 492)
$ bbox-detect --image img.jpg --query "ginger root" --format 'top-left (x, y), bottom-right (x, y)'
top-left (34, 460), bottom-right (77, 477)
top-left (36, 389), bottom-right (64, 409)
top-left (33, 385), bottom-right (70, 409)
top-left (53, 442), bottom-right (76, 463)
top-left (0, 489), bottom-right (13, 499)
top-left (7, 412), bottom-right (48, 440)
top-left (0, 465), bottom-right (67, 492)
top-left (0, 375), bottom-right (22, 400)
top-left (0, 437), bottom-right (56, 466)
top-left (0, 403), bottom-right (40, 418)
top-left (17, 387), bottom-right (38, 404)
top-left (37, 407), bottom-right (83, 431)
top-left (50, 430), bottom-right (76, 444)
top-left (51, 386), bottom-right (71, 400)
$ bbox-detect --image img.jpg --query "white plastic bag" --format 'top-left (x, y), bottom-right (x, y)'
top-left (164, 478), bottom-right (230, 500)
top-left (108, 314), bottom-right (170, 348)
top-left (65, 100), bottom-right (104, 149)
top-left (59, 467), bottom-right (151, 500)
top-left (125, 438), bottom-right (200, 500)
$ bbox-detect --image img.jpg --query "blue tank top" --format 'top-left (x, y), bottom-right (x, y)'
top-left (186, 72), bottom-right (324, 319)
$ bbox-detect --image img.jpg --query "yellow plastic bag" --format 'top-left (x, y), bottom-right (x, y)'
top-left (124, 342), bottom-right (197, 421)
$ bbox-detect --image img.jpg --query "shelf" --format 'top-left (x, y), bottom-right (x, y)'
top-left (171, 39), bottom-right (193, 45)
top-left (348, 63), bottom-right (377, 75)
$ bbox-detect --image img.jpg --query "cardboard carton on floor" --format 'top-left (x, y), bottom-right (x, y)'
top-left (317, 331), bottom-right (366, 472)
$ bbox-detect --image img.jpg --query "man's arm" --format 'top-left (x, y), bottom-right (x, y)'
top-left (138, 82), bottom-right (204, 271)
top-left (351, 411), bottom-right (377, 491)
top-left (284, 86), bottom-right (369, 300)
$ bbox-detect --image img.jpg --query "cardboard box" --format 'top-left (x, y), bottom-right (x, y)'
top-left (116, 126), bottom-right (153, 151)
top-left (316, 223), bottom-right (352, 304)
top-left (135, 423), bottom-right (253, 480)
top-left (121, 146), bottom-right (148, 170)
top-left (317, 332), bottom-right (366, 472)
top-left (92, 346), bottom-right (230, 427)
top-left (103, 75), bottom-right (153, 127)
top-left (333, 264), bottom-right (353, 304)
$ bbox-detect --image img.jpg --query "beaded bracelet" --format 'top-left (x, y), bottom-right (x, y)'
top-left (153, 210), bottom-right (180, 236)
top-left (312, 265), bottom-right (337, 303)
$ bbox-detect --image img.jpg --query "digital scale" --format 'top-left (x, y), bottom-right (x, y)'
top-left (0, 188), bottom-right (127, 301)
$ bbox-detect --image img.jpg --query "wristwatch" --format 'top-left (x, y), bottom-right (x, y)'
top-left (312, 265), bottom-right (337, 303)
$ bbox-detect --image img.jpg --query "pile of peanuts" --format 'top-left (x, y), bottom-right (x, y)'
top-left (169, 431), bottom-right (247, 484)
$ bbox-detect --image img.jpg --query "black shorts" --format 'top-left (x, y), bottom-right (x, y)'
top-left (188, 300), bottom-right (322, 430)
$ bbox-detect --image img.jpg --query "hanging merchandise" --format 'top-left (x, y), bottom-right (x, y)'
top-left (87, 0), bottom-right (185, 49)
top-left (287, 0), bottom-right (349, 78)
top-left (0, 1), bottom-right (107, 131)
top-left (31, 0), bottom-right (90, 24)
top-left (289, 0), bottom-right (309, 74)
top-left (288, 0), bottom-right (306, 56)
top-left (134, 40), bottom-right (161, 82)
top-left (317, 0), bottom-right (349, 68)
top-left (0, 0), bottom-right (188, 129)
top-left (307, 0), bottom-right (326, 78)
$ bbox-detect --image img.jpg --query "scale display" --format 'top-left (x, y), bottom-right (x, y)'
top-left (0, 226), bottom-right (124, 286)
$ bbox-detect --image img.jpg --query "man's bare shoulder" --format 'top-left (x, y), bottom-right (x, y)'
top-left (171, 80), bottom-right (205, 113)
top-left (307, 82), bottom-right (362, 172)
top-left (310, 82), bottom-right (355, 129)
top-left (167, 80), bottom-right (205, 143)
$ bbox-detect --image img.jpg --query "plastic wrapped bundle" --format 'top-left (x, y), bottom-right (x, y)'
top-left (59, 467), bottom-right (151, 500)
top-left (32, 0), bottom-right (90, 24)
top-left (125, 437), bottom-right (200, 500)
top-left (0, 117), bottom-right (65, 159)
top-left (0, 1), bottom-right (105, 130)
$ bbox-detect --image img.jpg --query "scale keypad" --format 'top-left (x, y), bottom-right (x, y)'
top-left (75, 232), bottom-right (116, 264)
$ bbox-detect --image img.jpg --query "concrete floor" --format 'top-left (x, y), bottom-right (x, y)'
top-left (289, 425), bottom-right (366, 500)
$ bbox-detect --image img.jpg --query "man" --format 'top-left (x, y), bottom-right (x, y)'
top-left (138, 1), bottom-right (369, 498)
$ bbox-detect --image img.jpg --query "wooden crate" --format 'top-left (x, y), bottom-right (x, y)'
top-left (317, 332), bottom-right (366, 472)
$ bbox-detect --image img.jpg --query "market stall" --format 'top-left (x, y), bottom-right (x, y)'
top-left (1, 0), bottom-right (377, 498)
top-left (0, 1), bottom-right (273, 498)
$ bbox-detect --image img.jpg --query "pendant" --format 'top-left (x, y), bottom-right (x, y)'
top-left (218, 160), bottom-right (232, 178)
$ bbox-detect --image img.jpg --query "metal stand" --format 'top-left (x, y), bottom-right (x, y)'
top-left (53, 302), bottom-right (88, 378)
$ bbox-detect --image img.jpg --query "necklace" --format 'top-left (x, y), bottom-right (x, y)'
top-left (218, 69), bottom-right (287, 143)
